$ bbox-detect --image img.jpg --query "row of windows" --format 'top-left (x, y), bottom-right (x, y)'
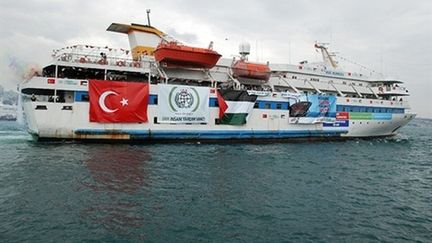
top-left (208, 98), bottom-right (289, 110)
top-left (60, 92), bottom-right (406, 114)
top-left (289, 75), bottom-right (365, 86)
top-left (76, 92), bottom-right (290, 110)
top-left (337, 105), bottom-right (404, 114)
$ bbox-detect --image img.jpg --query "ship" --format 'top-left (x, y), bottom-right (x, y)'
top-left (20, 18), bottom-right (416, 141)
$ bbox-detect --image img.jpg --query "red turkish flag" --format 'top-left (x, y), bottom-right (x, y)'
top-left (89, 80), bottom-right (149, 123)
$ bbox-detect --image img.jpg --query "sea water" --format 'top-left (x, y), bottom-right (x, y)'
top-left (0, 119), bottom-right (431, 242)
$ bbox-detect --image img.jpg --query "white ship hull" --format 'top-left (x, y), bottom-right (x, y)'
top-left (22, 80), bottom-right (415, 141)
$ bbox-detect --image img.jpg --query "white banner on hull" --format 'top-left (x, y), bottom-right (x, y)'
top-left (157, 84), bottom-right (210, 124)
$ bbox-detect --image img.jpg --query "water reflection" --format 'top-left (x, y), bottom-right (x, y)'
top-left (83, 146), bottom-right (150, 194)
top-left (81, 146), bottom-right (151, 236)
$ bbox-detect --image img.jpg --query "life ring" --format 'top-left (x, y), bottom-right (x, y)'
top-left (79, 57), bottom-right (86, 63)
top-left (116, 60), bottom-right (125, 66)
top-left (378, 86), bottom-right (383, 93)
top-left (133, 61), bottom-right (141, 68)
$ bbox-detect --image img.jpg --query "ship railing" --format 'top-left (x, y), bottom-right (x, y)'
top-left (387, 85), bottom-right (407, 93)
top-left (53, 52), bottom-right (151, 69)
top-left (373, 85), bottom-right (409, 95)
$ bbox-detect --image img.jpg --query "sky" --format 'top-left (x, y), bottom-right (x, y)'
top-left (0, 0), bottom-right (431, 118)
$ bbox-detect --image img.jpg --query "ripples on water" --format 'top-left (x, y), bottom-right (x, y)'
top-left (0, 120), bottom-right (431, 242)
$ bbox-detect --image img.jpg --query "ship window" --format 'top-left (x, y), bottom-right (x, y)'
top-left (367, 107), bottom-right (373, 112)
top-left (276, 103), bottom-right (282, 109)
top-left (344, 107), bottom-right (350, 112)
top-left (106, 70), bottom-right (148, 81)
top-left (153, 117), bottom-right (158, 124)
top-left (42, 65), bottom-right (56, 77)
top-left (82, 94), bottom-right (89, 102)
top-left (57, 66), bottom-right (105, 79)
top-left (55, 90), bottom-right (74, 103)
top-left (265, 103), bottom-right (271, 109)
top-left (254, 102), bottom-right (259, 108)
top-left (22, 88), bottom-right (55, 96)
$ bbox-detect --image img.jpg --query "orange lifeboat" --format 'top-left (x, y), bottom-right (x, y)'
top-left (232, 60), bottom-right (271, 81)
top-left (154, 42), bottom-right (222, 69)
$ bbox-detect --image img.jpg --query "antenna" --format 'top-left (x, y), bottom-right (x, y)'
top-left (146, 9), bottom-right (151, 26)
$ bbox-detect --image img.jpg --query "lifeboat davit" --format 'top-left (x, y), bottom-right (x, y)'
top-left (154, 42), bottom-right (222, 69)
top-left (232, 60), bottom-right (271, 81)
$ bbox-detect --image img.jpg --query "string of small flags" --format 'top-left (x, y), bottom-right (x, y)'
top-left (52, 45), bottom-right (130, 56)
top-left (338, 56), bottom-right (382, 76)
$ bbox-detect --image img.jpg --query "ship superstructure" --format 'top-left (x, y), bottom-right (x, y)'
top-left (20, 21), bottom-right (415, 141)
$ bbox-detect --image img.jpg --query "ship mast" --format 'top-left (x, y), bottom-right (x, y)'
top-left (314, 43), bottom-right (338, 69)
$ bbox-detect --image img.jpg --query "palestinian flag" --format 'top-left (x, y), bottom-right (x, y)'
top-left (217, 89), bottom-right (258, 125)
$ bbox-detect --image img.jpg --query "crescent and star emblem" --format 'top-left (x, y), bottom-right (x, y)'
top-left (98, 91), bottom-right (129, 113)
